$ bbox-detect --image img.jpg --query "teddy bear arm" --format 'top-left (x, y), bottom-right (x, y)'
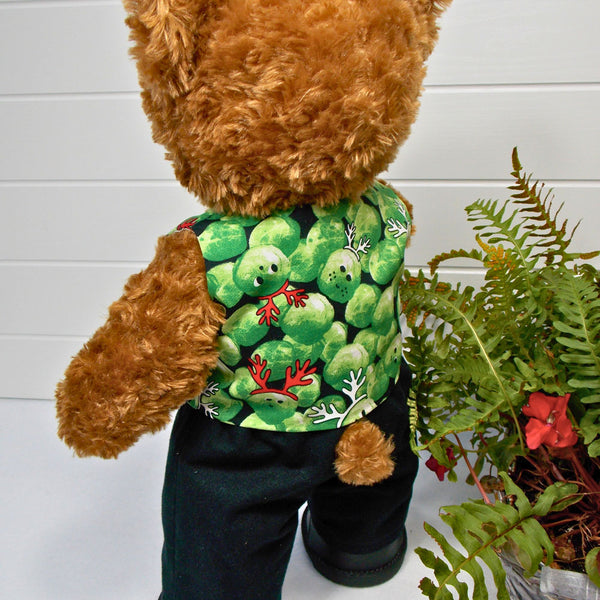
top-left (55, 228), bottom-right (225, 459)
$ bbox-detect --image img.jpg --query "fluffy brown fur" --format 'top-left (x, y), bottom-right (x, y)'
top-left (334, 420), bottom-right (396, 486)
top-left (56, 229), bottom-right (225, 458)
top-left (124, 0), bottom-right (450, 217)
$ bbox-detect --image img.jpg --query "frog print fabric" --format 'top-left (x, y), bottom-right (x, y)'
top-left (176, 182), bottom-right (411, 432)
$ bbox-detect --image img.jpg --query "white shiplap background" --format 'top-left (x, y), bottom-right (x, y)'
top-left (1, 1), bottom-right (599, 599)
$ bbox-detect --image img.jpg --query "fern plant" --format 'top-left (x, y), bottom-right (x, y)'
top-left (403, 149), bottom-right (600, 599)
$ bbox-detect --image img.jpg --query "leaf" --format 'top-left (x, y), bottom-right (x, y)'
top-left (402, 270), bottom-right (526, 451)
top-left (429, 248), bottom-right (484, 274)
top-left (587, 438), bottom-right (600, 457)
top-left (568, 378), bottom-right (600, 390)
top-left (580, 409), bottom-right (600, 443)
top-left (508, 147), bottom-right (592, 265)
top-left (416, 524), bottom-right (471, 600)
top-left (585, 547), bottom-right (600, 588)
top-left (416, 475), bottom-right (577, 599)
top-left (513, 357), bottom-right (538, 380)
top-left (530, 480), bottom-right (580, 515)
top-left (546, 268), bottom-right (600, 396)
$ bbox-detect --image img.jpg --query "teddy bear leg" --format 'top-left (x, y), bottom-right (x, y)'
top-left (160, 407), bottom-right (302, 600)
top-left (302, 361), bottom-right (418, 587)
top-left (161, 404), bottom-right (368, 600)
top-left (302, 450), bottom-right (418, 587)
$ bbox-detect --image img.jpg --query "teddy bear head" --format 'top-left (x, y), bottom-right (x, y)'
top-left (124, 0), bottom-right (451, 217)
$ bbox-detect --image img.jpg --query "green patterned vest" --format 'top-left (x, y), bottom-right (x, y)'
top-left (175, 182), bottom-right (411, 432)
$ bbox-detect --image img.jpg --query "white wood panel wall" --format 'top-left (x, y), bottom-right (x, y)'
top-left (2, 0), bottom-right (600, 402)
top-left (1, 2), bottom-right (599, 599)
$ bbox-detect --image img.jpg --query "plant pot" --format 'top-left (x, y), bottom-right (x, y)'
top-left (500, 551), bottom-right (600, 600)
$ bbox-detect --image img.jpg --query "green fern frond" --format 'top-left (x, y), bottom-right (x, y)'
top-left (545, 266), bottom-right (600, 392)
top-left (510, 151), bottom-right (573, 260)
top-left (542, 266), bottom-right (600, 451)
top-left (416, 474), bottom-right (579, 600)
top-left (478, 247), bottom-right (547, 360)
top-left (407, 391), bottom-right (420, 453)
top-left (465, 198), bottom-right (548, 346)
top-left (509, 147), bottom-right (600, 264)
top-left (403, 271), bottom-right (526, 451)
top-left (429, 248), bottom-right (484, 274)
top-left (467, 198), bottom-right (540, 283)
top-left (467, 198), bottom-right (534, 258)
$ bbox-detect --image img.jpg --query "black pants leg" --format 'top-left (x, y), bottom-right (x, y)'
top-left (307, 361), bottom-right (418, 554)
top-left (160, 405), bottom-right (344, 600)
top-left (160, 361), bottom-right (417, 600)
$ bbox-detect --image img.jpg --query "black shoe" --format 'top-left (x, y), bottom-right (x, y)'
top-left (301, 508), bottom-right (407, 588)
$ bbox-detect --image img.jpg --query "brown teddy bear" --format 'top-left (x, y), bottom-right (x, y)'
top-left (55, 1), bottom-right (451, 597)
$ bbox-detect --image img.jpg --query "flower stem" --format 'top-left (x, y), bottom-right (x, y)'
top-left (537, 445), bottom-right (567, 483)
top-left (453, 434), bottom-right (493, 505)
top-left (568, 447), bottom-right (600, 497)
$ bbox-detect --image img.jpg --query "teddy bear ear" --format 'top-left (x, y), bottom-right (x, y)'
top-left (123, 0), bottom-right (220, 98)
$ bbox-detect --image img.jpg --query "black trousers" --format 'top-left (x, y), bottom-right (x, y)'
top-left (160, 361), bottom-right (418, 600)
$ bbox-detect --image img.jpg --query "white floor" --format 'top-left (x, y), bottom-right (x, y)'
top-left (0, 398), bottom-right (475, 600)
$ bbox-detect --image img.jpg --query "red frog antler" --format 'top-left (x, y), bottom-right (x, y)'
top-left (176, 217), bottom-right (199, 230)
top-left (248, 354), bottom-right (272, 393)
top-left (247, 356), bottom-right (316, 400)
top-left (256, 280), bottom-right (308, 326)
top-left (283, 360), bottom-right (317, 395)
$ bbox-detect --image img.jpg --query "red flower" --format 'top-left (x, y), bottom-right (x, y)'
top-left (522, 392), bottom-right (578, 450)
top-left (426, 447), bottom-right (456, 481)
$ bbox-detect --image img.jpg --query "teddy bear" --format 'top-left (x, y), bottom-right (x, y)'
top-left (55, 1), bottom-right (452, 598)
